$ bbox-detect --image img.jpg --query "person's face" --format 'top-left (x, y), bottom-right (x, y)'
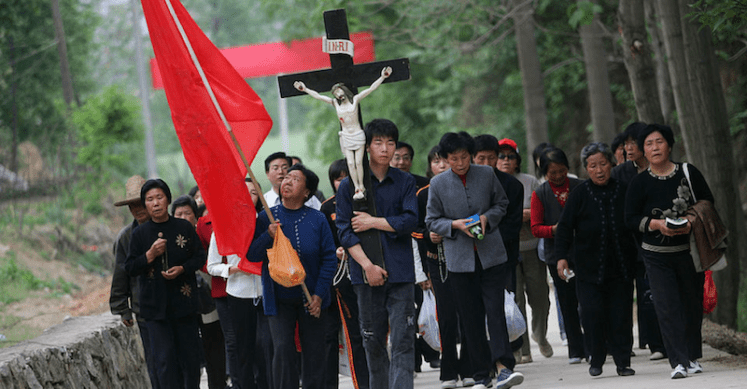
top-left (614, 145), bottom-right (625, 166)
top-left (192, 190), bottom-right (203, 207)
top-left (144, 188), bottom-right (169, 222)
top-left (643, 131), bottom-right (671, 166)
top-left (430, 155), bottom-right (450, 176)
top-left (245, 181), bottom-right (259, 206)
top-left (367, 136), bottom-right (397, 168)
top-left (173, 205), bottom-right (197, 227)
top-left (624, 137), bottom-right (642, 162)
top-left (333, 87), bottom-right (346, 102)
top-left (128, 201), bottom-right (150, 224)
top-left (446, 149), bottom-right (471, 176)
top-left (585, 153), bottom-right (612, 186)
top-left (333, 172), bottom-right (348, 193)
top-left (280, 170), bottom-right (310, 203)
top-left (546, 162), bottom-right (569, 186)
top-left (497, 149), bottom-right (519, 174)
top-left (391, 147), bottom-right (413, 172)
top-left (474, 150), bottom-right (498, 168)
top-left (267, 158), bottom-right (290, 189)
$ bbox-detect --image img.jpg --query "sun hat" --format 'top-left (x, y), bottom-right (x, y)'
top-left (498, 138), bottom-right (519, 153)
top-left (114, 175), bottom-right (147, 206)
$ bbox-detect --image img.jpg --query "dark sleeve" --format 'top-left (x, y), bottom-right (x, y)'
top-left (335, 178), bottom-right (360, 249)
top-left (383, 174), bottom-right (418, 238)
top-left (555, 187), bottom-right (580, 263)
top-left (625, 175), bottom-right (649, 233)
top-left (126, 228), bottom-right (151, 276)
top-left (687, 164), bottom-right (715, 204)
top-left (497, 171), bottom-right (524, 242)
top-left (181, 225), bottom-right (206, 273)
top-left (247, 211), bottom-right (272, 263)
top-left (313, 216), bottom-right (338, 301)
top-left (109, 230), bottom-right (132, 320)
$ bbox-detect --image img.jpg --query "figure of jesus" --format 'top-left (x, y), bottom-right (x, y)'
top-left (294, 66), bottom-right (392, 200)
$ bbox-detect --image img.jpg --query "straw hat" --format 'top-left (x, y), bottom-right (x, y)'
top-left (114, 175), bottom-right (147, 206)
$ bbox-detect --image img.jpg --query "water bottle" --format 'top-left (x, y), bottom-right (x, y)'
top-left (469, 224), bottom-right (484, 240)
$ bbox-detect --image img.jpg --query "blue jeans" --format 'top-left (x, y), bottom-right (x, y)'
top-left (355, 282), bottom-right (415, 389)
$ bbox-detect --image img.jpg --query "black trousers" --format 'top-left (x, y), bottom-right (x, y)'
top-left (450, 256), bottom-right (514, 385)
top-left (547, 263), bottom-right (586, 359)
top-left (576, 277), bottom-right (633, 369)
top-left (642, 250), bottom-right (704, 368)
top-left (635, 261), bottom-right (665, 353)
top-left (144, 315), bottom-right (202, 389)
top-left (198, 318), bottom-right (227, 389)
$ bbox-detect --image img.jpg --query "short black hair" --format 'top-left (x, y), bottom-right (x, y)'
top-left (624, 121), bottom-right (648, 142)
top-left (287, 164), bottom-right (319, 202)
top-left (532, 142), bottom-right (554, 177)
top-left (426, 145), bottom-right (441, 178)
top-left (196, 204), bottom-right (206, 218)
top-left (538, 147), bottom-right (569, 177)
top-left (364, 119), bottom-right (399, 147)
top-left (328, 159), bottom-right (349, 194)
top-left (264, 152), bottom-right (292, 172)
top-left (188, 185), bottom-right (199, 198)
top-left (611, 132), bottom-right (626, 152)
top-left (140, 179), bottom-right (172, 205)
top-left (473, 134), bottom-right (500, 155)
top-left (171, 195), bottom-right (198, 217)
top-left (288, 155), bottom-right (303, 164)
top-left (395, 141), bottom-right (415, 158)
top-left (637, 123), bottom-right (675, 151)
top-left (437, 132), bottom-right (475, 159)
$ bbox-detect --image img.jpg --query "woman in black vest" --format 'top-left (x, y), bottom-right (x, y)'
top-left (529, 147), bottom-right (586, 364)
top-left (555, 143), bottom-right (637, 378)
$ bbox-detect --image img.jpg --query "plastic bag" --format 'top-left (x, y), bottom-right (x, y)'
top-left (703, 270), bottom-right (718, 314)
top-left (418, 289), bottom-right (441, 351)
top-left (505, 290), bottom-right (527, 342)
top-left (267, 226), bottom-right (306, 288)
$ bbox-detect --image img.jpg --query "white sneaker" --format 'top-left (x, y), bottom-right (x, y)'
top-left (472, 385), bottom-right (488, 389)
top-left (649, 351), bottom-right (665, 360)
top-left (687, 360), bottom-right (703, 374)
top-left (441, 380), bottom-right (458, 388)
top-left (671, 364), bottom-right (687, 379)
top-left (462, 377), bottom-right (476, 387)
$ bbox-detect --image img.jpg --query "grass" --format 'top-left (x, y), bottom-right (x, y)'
top-left (0, 314), bottom-right (41, 349)
top-left (0, 251), bottom-right (79, 305)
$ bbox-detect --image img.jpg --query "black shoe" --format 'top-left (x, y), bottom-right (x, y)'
top-left (617, 367), bottom-right (635, 376)
top-left (589, 367), bottom-right (603, 377)
top-left (430, 359), bottom-right (442, 369)
top-left (414, 364), bottom-right (422, 373)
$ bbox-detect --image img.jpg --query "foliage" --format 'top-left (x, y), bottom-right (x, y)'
top-left (71, 85), bottom-right (143, 178)
top-left (690, 0), bottom-right (747, 39)
top-left (0, 251), bottom-right (78, 305)
top-left (567, 1), bottom-right (604, 29)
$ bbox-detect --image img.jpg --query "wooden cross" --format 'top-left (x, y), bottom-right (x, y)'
top-left (277, 8), bottom-right (411, 274)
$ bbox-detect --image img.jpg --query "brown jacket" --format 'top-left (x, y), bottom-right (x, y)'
top-left (686, 200), bottom-right (728, 270)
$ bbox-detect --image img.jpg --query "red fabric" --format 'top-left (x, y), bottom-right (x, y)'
top-left (703, 270), bottom-right (717, 314)
top-left (196, 216), bottom-right (227, 298)
top-left (530, 191), bottom-right (553, 238)
top-left (141, 0), bottom-right (272, 259)
top-left (237, 256), bottom-right (262, 275)
top-left (151, 32), bottom-right (376, 89)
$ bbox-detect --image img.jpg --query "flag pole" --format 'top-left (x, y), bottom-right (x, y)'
top-left (162, 0), bottom-right (312, 302)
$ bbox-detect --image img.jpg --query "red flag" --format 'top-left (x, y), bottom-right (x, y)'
top-left (141, 0), bottom-right (272, 260)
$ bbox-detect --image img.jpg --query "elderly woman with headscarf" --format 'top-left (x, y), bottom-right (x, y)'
top-left (126, 179), bottom-right (206, 389)
top-left (625, 124), bottom-right (714, 379)
top-left (554, 143), bottom-right (637, 378)
top-left (247, 164), bottom-right (337, 389)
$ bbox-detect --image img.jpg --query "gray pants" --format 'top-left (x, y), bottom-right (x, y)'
top-left (515, 248), bottom-right (550, 356)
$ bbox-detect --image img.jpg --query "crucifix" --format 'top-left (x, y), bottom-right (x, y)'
top-left (277, 8), bottom-right (411, 272)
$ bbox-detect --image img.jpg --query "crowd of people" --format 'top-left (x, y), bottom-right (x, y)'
top-left (109, 119), bottom-right (713, 388)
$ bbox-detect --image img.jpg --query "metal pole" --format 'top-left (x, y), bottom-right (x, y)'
top-left (132, 0), bottom-right (158, 178)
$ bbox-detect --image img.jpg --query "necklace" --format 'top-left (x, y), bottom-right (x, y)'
top-left (647, 163), bottom-right (678, 180)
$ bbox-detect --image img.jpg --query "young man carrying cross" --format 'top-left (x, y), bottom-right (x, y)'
top-left (335, 119), bottom-right (419, 389)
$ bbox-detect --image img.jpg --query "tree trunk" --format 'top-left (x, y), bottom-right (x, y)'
top-left (511, 0), bottom-right (548, 175)
top-left (677, 0), bottom-right (743, 329)
top-left (644, 1), bottom-right (677, 127)
top-left (9, 36), bottom-right (18, 173)
top-left (577, 0), bottom-right (616, 143)
top-left (618, 0), bottom-right (664, 124)
top-left (659, 0), bottom-right (743, 328)
top-left (51, 0), bottom-right (76, 109)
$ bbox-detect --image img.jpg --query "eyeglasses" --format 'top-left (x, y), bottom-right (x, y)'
top-left (497, 153), bottom-right (517, 160)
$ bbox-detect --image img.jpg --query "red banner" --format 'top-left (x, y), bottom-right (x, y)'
top-left (151, 31), bottom-right (376, 89)
top-left (141, 0), bottom-right (272, 258)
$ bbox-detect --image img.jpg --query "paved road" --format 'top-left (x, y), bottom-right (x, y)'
top-left (204, 286), bottom-right (747, 388)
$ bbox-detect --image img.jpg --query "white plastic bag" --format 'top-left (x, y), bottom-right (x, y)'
top-left (418, 289), bottom-right (441, 351)
top-left (504, 290), bottom-right (527, 342)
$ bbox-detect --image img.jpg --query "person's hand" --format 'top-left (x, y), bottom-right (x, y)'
top-left (146, 238), bottom-right (167, 263)
top-left (306, 295), bottom-right (322, 318)
top-left (363, 263), bottom-right (388, 287)
top-left (122, 318), bottom-right (134, 327)
top-left (352, 211), bottom-right (375, 233)
top-left (228, 265), bottom-right (241, 275)
top-left (418, 279), bottom-right (432, 291)
top-left (162, 265), bottom-right (185, 280)
top-left (382, 67), bottom-right (392, 78)
top-left (429, 232), bottom-right (443, 244)
top-left (268, 222), bottom-right (281, 239)
top-left (551, 224), bottom-right (558, 235)
top-left (557, 259), bottom-right (570, 281)
top-left (294, 81), bottom-right (306, 91)
top-left (451, 219), bottom-right (474, 238)
top-left (650, 219), bottom-right (690, 236)
top-left (479, 214), bottom-right (487, 234)
top-left (336, 246), bottom-right (346, 261)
